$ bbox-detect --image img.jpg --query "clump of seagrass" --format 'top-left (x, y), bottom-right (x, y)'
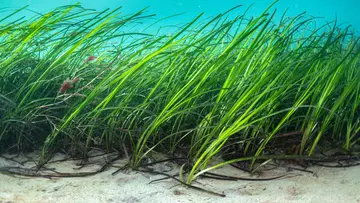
top-left (1, 1), bottom-right (360, 189)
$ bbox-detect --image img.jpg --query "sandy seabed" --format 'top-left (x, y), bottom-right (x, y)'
top-left (0, 152), bottom-right (359, 203)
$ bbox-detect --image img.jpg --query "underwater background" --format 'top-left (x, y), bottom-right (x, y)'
top-left (1, 0), bottom-right (360, 186)
top-left (1, 0), bottom-right (360, 32)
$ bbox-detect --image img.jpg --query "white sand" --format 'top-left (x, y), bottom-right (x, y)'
top-left (0, 152), bottom-right (359, 203)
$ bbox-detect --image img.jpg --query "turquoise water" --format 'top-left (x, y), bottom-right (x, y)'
top-left (1, 0), bottom-right (359, 32)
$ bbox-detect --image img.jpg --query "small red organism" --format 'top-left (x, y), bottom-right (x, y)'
top-left (59, 77), bottom-right (80, 93)
top-left (85, 55), bottom-right (96, 63)
top-left (59, 81), bottom-right (73, 93)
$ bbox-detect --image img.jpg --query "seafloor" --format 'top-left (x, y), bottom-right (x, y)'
top-left (0, 152), bottom-right (359, 203)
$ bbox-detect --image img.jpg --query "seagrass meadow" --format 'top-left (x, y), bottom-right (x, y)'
top-left (1, 1), bottom-right (360, 185)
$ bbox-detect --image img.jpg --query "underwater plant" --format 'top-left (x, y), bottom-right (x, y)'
top-left (0, 1), bottom-right (359, 186)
